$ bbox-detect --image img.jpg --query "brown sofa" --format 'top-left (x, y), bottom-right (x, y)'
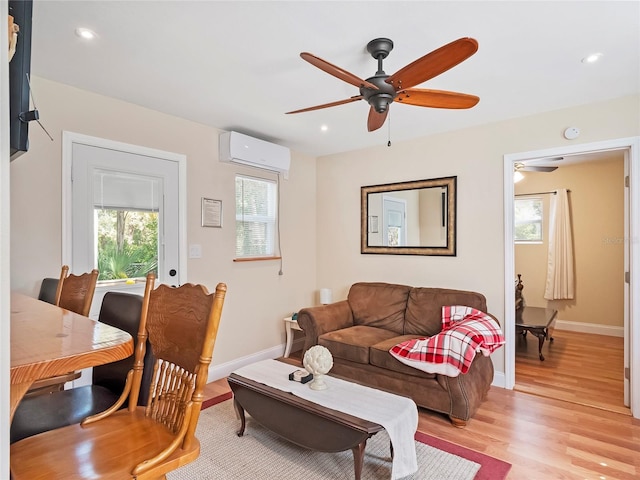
top-left (297, 282), bottom-right (496, 427)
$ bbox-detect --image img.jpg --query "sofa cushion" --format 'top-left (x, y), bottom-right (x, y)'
top-left (370, 335), bottom-right (436, 379)
top-left (319, 325), bottom-right (399, 364)
top-left (404, 288), bottom-right (488, 336)
top-left (348, 282), bottom-right (411, 334)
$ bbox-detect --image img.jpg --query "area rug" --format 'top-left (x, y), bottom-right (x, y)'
top-left (168, 396), bottom-right (511, 480)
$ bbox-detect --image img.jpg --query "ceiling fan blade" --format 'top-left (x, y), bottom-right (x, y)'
top-left (300, 52), bottom-right (379, 90)
top-left (386, 37), bottom-right (478, 91)
top-left (522, 166), bottom-right (558, 172)
top-left (395, 88), bottom-right (479, 109)
top-left (367, 107), bottom-right (388, 132)
top-left (285, 96), bottom-right (363, 114)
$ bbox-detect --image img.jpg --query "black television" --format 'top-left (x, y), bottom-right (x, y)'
top-left (9, 0), bottom-right (34, 161)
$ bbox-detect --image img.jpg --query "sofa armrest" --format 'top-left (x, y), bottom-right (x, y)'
top-left (297, 300), bottom-right (354, 353)
top-left (437, 353), bottom-right (494, 425)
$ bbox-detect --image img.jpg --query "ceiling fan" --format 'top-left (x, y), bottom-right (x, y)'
top-left (286, 37), bottom-right (480, 132)
top-left (514, 158), bottom-right (561, 182)
top-left (515, 157), bottom-right (563, 173)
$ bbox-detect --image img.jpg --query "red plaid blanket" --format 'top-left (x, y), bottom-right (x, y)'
top-left (389, 306), bottom-right (505, 377)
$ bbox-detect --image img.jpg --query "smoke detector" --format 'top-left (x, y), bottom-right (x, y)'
top-left (563, 127), bottom-right (580, 140)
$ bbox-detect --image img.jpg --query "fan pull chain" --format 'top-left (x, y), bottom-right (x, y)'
top-left (387, 110), bottom-right (392, 147)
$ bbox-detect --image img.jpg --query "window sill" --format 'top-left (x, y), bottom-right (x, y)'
top-left (97, 278), bottom-right (147, 287)
top-left (233, 256), bottom-right (282, 262)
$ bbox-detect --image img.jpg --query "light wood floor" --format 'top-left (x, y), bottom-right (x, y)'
top-left (515, 329), bottom-right (629, 414)
top-left (203, 336), bottom-right (640, 479)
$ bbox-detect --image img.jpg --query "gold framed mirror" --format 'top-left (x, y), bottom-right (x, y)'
top-left (361, 176), bottom-right (457, 256)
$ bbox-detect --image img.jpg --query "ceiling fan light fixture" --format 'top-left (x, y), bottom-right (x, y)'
top-left (514, 171), bottom-right (524, 183)
top-left (370, 94), bottom-right (393, 113)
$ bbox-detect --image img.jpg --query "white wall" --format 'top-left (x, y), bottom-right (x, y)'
top-left (9, 76), bottom-right (318, 366)
top-left (315, 95), bottom-right (640, 376)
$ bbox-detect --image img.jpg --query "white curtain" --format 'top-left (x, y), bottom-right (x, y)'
top-left (544, 189), bottom-right (574, 299)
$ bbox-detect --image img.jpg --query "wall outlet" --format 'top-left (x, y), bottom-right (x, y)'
top-left (189, 244), bottom-right (202, 258)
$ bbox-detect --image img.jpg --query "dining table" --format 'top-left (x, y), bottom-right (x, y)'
top-left (10, 292), bottom-right (134, 421)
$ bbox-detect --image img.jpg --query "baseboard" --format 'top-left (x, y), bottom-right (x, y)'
top-left (207, 338), bottom-right (305, 383)
top-left (555, 319), bottom-right (624, 337)
top-left (491, 370), bottom-right (506, 389)
top-left (207, 345), bottom-right (283, 382)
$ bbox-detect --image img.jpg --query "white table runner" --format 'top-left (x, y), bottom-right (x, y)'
top-left (233, 359), bottom-right (418, 479)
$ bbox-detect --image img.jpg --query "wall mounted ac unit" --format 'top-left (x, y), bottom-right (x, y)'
top-left (219, 131), bottom-right (291, 176)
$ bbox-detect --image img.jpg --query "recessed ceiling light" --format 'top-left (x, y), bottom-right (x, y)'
top-left (320, 125), bottom-right (328, 132)
top-left (581, 52), bottom-right (603, 64)
top-left (75, 27), bottom-right (97, 40)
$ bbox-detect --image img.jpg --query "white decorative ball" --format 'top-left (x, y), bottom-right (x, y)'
top-left (302, 345), bottom-right (333, 390)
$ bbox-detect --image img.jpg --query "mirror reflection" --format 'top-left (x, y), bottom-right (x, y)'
top-left (361, 176), bottom-right (457, 256)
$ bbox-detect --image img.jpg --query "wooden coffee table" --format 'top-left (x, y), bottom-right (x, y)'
top-left (228, 372), bottom-right (387, 480)
top-left (516, 306), bottom-right (558, 361)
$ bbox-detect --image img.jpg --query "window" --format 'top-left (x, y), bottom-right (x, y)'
top-left (93, 170), bottom-right (160, 281)
top-left (514, 197), bottom-right (543, 242)
top-left (95, 209), bottom-right (158, 281)
top-left (235, 175), bottom-right (278, 258)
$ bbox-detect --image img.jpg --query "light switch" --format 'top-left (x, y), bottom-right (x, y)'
top-left (189, 244), bottom-right (202, 258)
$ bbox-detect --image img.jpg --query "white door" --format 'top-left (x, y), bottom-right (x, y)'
top-left (63, 133), bottom-right (186, 317)
top-left (63, 134), bottom-right (186, 387)
top-left (382, 196), bottom-right (407, 246)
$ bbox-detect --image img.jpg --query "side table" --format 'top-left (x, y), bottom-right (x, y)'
top-left (283, 316), bottom-right (303, 358)
top-left (516, 306), bottom-right (557, 361)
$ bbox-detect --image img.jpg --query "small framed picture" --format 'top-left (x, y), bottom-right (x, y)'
top-left (201, 198), bottom-right (222, 228)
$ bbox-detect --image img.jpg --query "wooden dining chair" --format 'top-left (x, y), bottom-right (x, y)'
top-left (11, 273), bottom-right (228, 480)
top-left (54, 264), bottom-right (99, 317)
top-left (37, 277), bottom-right (59, 305)
top-left (25, 266), bottom-right (100, 397)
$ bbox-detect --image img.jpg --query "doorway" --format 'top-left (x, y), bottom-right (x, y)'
top-left (62, 132), bottom-right (187, 317)
top-left (503, 137), bottom-right (640, 419)
top-left (513, 155), bottom-right (626, 412)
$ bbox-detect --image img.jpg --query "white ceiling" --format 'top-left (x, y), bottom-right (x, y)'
top-left (30, 1), bottom-right (640, 158)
